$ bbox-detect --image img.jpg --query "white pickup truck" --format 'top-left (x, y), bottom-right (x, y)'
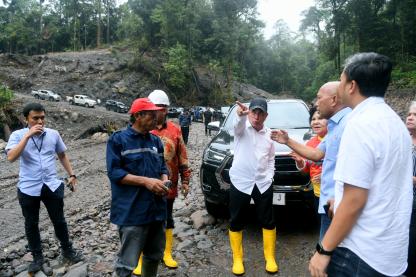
top-left (67, 95), bottom-right (97, 108)
top-left (31, 89), bottom-right (61, 101)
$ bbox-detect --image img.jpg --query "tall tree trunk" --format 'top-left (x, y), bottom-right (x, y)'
top-left (106, 0), bottom-right (110, 44)
top-left (96, 0), bottom-right (101, 47)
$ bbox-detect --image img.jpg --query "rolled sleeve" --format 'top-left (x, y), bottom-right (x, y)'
top-left (54, 131), bottom-right (67, 154)
top-left (5, 131), bottom-right (21, 153)
top-left (106, 135), bottom-right (129, 184)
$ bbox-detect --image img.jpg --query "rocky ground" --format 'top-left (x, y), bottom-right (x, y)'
top-left (0, 94), bottom-right (318, 277)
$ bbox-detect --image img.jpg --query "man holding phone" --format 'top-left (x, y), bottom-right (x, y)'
top-left (133, 90), bottom-right (191, 275)
top-left (5, 103), bottom-right (82, 275)
top-left (107, 98), bottom-right (169, 277)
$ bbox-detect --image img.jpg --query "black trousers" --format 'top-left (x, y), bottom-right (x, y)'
top-left (166, 198), bottom-right (175, 229)
top-left (229, 184), bottom-right (275, 231)
top-left (181, 126), bottom-right (189, 144)
top-left (204, 123), bottom-right (211, 135)
top-left (18, 184), bottom-right (71, 255)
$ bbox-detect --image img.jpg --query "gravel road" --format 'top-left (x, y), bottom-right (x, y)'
top-left (0, 95), bottom-right (318, 276)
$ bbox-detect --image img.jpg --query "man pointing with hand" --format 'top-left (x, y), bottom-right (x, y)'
top-left (227, 98), bottom-right (278, 275)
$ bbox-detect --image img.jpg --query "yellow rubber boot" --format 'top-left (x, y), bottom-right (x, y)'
top-left (229, 230), bottom-right (245, 275)
top-left (263, 228), bottom-right (278, 274)
top-left (132, 253), bottom-right (143, 276)
top-left (163, 228), bottom-right (178, 268)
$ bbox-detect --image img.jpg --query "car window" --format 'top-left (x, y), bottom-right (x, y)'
top-left (223, 101), bottom-right (310, 131)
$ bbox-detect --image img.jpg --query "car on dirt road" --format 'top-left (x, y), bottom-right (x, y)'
top-left (105, 100), bottom-right (128, 113)
top-left (67, 95), bottom-right (97, 108)
top-left (200, 99), bottom-right (314, 218)
top-left (31, 89), bottom-right (61, 101)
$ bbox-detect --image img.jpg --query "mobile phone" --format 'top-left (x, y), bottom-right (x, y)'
top-left (323, 204), bottom-right (330, 215)
top-left (163, 180), bottom-right (172, 190)
top-left (64, 177), bottom-right (75, 192)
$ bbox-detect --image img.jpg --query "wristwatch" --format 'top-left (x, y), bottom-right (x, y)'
top-left (69, 174), bottom-right (77, 179)
top-left (316, 242), bottom-right (333, 256)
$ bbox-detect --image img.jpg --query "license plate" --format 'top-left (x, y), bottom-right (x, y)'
top-left (250, 193), bottom-right (286, 205)
top-left (273, 193), bottom-right (285, 205)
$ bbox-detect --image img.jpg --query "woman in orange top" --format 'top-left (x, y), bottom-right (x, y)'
top-left (291, 106), bottom-right (327, 212)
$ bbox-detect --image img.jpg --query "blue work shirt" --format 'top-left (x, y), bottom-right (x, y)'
top-left (178, 113), bottom-right (192, 127)
top-left (317, 107), bottom-right (351, 214)
top-left (106, 126), bottom-right (169, 226)
top-left (5, 127), bottom-right (67, 196)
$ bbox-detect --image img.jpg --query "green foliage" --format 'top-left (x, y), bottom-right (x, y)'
top-left (391, 61), bottom-right (416, 88)
top-left (0, 84), bottom-right (14, 109)
top-left (163, 43), bottom-right (189, 90)
top-left (1, 0), bottom-right (415, 105)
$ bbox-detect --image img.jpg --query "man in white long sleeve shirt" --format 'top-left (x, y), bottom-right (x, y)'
top-left (227, 98), bottom-right (278, 275)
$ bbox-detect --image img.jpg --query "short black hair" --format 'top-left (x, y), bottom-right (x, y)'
top-left (309, 106), bottom-right (318, 123)
top-left (23, 103), bottom-right (46, 118)
top-left (343, 52), bottom-right (392, 98)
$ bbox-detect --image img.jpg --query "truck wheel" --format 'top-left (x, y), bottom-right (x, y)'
top-left (49, 97), bottom-right (54, 101)
top-left (85, 103), bottom-right (89, 108)
top-left (35, 95), bottom-right (40, 99)
top-left (205, 200), bottom-right (229, 219)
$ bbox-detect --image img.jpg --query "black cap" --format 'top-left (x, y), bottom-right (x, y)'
top-left (249, 98), bottom-right (268, 112)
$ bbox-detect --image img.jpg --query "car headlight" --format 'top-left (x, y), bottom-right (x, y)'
top-left (203, 147), bottom-right (226, 163)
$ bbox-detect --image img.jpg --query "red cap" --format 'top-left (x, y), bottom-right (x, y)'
top-left (129, 98), bottom-right (163, 114)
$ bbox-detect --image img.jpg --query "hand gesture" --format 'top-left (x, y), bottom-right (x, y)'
top-left (327, 199), bottom-right (335, 219)
top-left (311, 174), bottom-right (321, 184)
top-left (309, 251), bottom-right (330, 277)
top-left (289, 151), bottom-right (305, 169)
top-left (236, 101), bottom-right (249, 117)
top-left (146, 178), bottom-right (168, 196)
top-left (26, 125), bottom-right (44, 138)
top-left (270, 130), bottom-right (289, 144)
top-left (181, 182), bottom-right (189, 198)
top-left (67, 176), bottom-right (78, 192)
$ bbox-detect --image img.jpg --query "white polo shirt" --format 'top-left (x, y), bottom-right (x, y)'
top-left (333, 97), bottom-right (413, 276)
top-left (229, 115), bottom-right (275, 195)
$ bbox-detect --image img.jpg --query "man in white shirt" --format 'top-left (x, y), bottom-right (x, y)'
top-left (228, 98), bottom-right (277, 275)
top-left (309, 52), bottom-right (413, 277)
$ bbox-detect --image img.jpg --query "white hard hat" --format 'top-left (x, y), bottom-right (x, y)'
top-left (148, 89), bottom-right (170, 106)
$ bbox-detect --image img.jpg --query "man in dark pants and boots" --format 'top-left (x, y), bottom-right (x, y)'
top-left (228, 98), bottom-right (278, 275)
top-left (5, 103), bottom-right (83, 275)
top-left (178, 108), bottom-right (192, 144)
top-left (203, 108), bottom-right (213, 136)
top-left (106, 98), bottom-right (169, 277)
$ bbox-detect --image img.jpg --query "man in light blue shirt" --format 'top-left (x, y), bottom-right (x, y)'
top-left (271, 81), bottom-right (351, 240)
top-left (5, 103), bottom-right (83, 274)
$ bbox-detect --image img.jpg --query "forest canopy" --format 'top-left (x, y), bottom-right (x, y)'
top-left (1, 0), bottom-right (415, 100)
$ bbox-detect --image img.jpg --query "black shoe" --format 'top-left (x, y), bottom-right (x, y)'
top-left (62, 248), bottom-right (84, 264)
top-left (28, 256), bottom-right (44, 274)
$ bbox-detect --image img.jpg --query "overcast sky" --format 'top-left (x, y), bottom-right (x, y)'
top-left (258, 0), bottom-right (314, 38)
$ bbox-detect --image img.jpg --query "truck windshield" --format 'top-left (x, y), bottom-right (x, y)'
top-left (223, 101), bottom-right (310, 130)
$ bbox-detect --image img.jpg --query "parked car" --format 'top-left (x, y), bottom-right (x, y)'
top-left (200, 99), bottom-right (314, 218)
top-left (67, 95), bottom-right (97, 108)
top-left (167, 107), bottom-right (181, 118)
top-left (105, 100), bottom-right (128, 113)
top-left (31, 89), bottom-right (61, 101)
